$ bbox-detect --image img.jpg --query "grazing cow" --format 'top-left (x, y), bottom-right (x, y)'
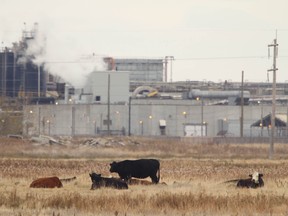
top-left (89, 172), bottom-right (128, 190)
top-left (109, 159), bottom-right (160, 184)
top-left (225, 172), bottom-right (264, 189)
top-left (30, 176), bottom-right (63, 188)
top-left (30, 176), bottom-right (76, 188)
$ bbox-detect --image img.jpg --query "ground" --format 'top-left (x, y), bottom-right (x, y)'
top-left (0, 136), bottom-right (288, 215)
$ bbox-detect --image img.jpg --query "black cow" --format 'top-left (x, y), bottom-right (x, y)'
top-left (109, 159), bottom-right (160, 184)
top-left (89, 172), bottom-right (128, 190)
top-left (225, 172), bottom-right (264, 189)
top-left (236, 172), bottom-right (264, 188)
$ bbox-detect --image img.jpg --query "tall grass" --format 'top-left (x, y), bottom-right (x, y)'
top-left (1, 188), bottom-right (288, 215)
top-left (1, 136), bottom-right (288, 215)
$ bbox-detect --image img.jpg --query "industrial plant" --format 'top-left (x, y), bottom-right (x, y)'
top-left (0, 24), bottom-right (46, 102)
top-left (1, 24), bottom-right (288, 139)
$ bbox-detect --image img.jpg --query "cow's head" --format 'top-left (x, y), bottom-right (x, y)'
top-left (249, 172), bottom-right (263, 184)
top-left (89, 172), bottom-right (101, 182)
top-left (109, 161), bottom-right (118, 173)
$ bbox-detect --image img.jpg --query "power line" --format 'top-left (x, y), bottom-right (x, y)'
top-left (175, 56), bottom-right (288, 61)
top-left (2, 55), bottom-right (288, 68)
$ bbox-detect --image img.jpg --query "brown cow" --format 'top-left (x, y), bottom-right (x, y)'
top-left (30, 176), bottom-right (76, 188)
top-left (30, 176), bottom-right (63, 188)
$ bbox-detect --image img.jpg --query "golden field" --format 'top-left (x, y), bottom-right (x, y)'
top-left (1, 136), bottom-right (288, 216)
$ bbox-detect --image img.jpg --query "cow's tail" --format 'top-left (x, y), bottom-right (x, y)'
top-left (157, 166), bottom-right (160, 183)
top-left (222, 179), bottom-right (239, 184)
top-left (60, 176), bottom-right (77, 183)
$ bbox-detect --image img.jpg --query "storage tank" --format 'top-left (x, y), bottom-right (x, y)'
top-left (188, 89), bottom-right (250, 105)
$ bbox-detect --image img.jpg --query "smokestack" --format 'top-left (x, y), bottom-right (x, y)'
top-left (103, 57), bottom-right (115, 71)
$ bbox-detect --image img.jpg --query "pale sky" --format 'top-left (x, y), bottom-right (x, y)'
top-left (1, 0), bottom-right (287, 87)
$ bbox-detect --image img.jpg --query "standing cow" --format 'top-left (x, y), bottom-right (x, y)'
top-left (109, 159), bottom-right (160, 184)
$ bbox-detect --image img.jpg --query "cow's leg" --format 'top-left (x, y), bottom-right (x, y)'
top-left (120, 175), bottom-right (130, 183)
top-left (150, 175), bottom-right (159, 184)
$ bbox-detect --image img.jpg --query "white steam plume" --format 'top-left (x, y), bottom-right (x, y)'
top-left (24, 24), bottom-right (107, 88)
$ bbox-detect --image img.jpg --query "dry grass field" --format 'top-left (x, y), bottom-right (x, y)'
top-left (1, 136), bottom-right (288, 216)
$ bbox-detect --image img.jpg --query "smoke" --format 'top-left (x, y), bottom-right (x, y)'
top-left (15, 24), bottom-right (46, 66)
top-left (23, 23), bottom-right (107, 88)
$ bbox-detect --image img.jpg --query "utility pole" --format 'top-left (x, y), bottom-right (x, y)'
top-left (164, 57), bottom-right (168, 83)
top-left (107, 73), bottom-right (111, 136)
top-left (38, 64), bottom-right (40, 97)
top-left (240, 71), bottom-right (244, 137)
top-left (128, 96), bottom-right (131, 136)
top-left (201, 99), bottom-right (204, 137)
top-left (268, 38), bottom-right (278, 159)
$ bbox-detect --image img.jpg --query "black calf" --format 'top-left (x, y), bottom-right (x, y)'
top-left (236, 172), bottom-right (264, 188)
top-left (89, 172), bottom-right (128, 190)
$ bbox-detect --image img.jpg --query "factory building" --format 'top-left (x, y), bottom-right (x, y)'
top-left (80, 71), bottom-right (129, 104)
top-left (112, 58), bottom-right (163, 82)
top-left (0, 24), bottom-right (46, 101)
top-left (2, 25), bottom-right (288, 138)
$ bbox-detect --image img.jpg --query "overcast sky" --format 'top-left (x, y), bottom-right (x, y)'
top-left (1, 0), bottom-right (288, 87)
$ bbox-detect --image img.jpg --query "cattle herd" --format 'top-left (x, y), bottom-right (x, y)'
top-left (29, 158), bottom-right (264, 190)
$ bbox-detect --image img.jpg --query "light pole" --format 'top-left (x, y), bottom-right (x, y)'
top-left (93, 120), bottom-right (97, 134)
top-left (149, 115), bottom-right (153, 135)
top-left (182, 111), bottom-right (187, 136)
top-left (221, 118), bottom-right (227, 136)
top-left (139, 120), bottom-right (144, 135)
top-left (115, 111), bottom-right (120, 130)
top-left (182, 111), bottom-right (187, 122)
top-left (201, 100), bottom-right (204, 137)
top-left (46, 119), bottom-right (50, 136)
top-left (258, 100), bottom-right (264, 136)
top-left (196, 97), bottom-right (204, 137)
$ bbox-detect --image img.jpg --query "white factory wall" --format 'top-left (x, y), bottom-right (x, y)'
top-left (23, 101), bottom-right (288, 138)
top-left (84, 71), bottom-right (129, 104)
